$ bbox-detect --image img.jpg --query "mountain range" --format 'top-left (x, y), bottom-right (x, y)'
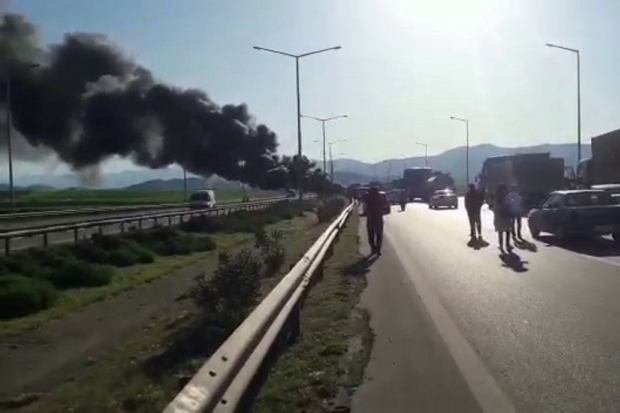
top-left (5, 143), bottom-right (589, 190)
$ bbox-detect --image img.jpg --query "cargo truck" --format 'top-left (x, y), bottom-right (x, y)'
top-left (478, 153), bottom-right (565, 209)
top-left (403, 167), bottom-right (433, 201)
top-left (576, 129), bottom-right (620, 187)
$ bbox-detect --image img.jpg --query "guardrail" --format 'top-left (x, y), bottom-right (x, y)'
top-left (164, 202), bottom-right (354, 413)
top-left (0, 196), bottom-right (284, 222)
top-left (0, 196), bottom-right (287, 233)
top-left (0, 198), bottom-right (286, 255)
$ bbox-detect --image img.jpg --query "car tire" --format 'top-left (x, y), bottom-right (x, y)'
top-left (613, 232), bottom-right (620, 244)
top-left (529, 224), bottom-right (541, 239)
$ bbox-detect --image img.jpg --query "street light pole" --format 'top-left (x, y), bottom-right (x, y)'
top-left (327, 139), bottom-right (347, 183)
top-left (301, 114), bottom-right (347, 179)
top-left (415, 142), bottom-right (428, 167)
top-left (450, 116), bottom-right (470, 185)
top-left (5, 63), bottom-right (39, 211)
top-left (253, 45), bottom-right (342, 206)
top-left (6, 76), bottom-right (14, 210)
top-left (546, 43), bottom-right (581, 164)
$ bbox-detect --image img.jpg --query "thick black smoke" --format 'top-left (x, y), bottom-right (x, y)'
top-left (0, 13), bottom-right (311, 189)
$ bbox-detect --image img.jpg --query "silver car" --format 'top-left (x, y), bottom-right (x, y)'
top-left (428, 189), bottom-right (458, 209)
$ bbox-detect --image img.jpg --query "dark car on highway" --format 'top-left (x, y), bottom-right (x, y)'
top-left (528, 189), bottom-right (620, 242)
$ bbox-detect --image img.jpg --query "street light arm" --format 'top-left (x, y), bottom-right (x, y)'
top-left (450, 116), bottom-right (468, 123)
top-left (546, 43), bottom-right (579, 54)
top-left (301, 114), bottom-right (323, 122)
top-left (298, 46), bottom-right (342, 58)
top-left (252, 46), bottom-right (297, 58)
top-left (324, 114), bottom-right (348, 121)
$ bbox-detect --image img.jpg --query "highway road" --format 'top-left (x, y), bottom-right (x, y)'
top-left (352, 199), bottom-right (620, 413)
top-left (0, 206), bottom-right (189, 232)
top-left (0, 204), bottom-right (262, 254)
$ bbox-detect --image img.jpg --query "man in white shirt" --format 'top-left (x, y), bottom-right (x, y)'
top-left (506, 185), bottom-right (524, 241)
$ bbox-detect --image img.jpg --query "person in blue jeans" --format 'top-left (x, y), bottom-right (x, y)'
top-left (364, 186), bottom-right (384, 255)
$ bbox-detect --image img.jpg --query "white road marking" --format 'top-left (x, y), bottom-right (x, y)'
top-left (387, 228), bottom-right (517, 413)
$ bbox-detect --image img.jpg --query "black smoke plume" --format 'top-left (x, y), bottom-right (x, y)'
top-left (0, 13), bottom-right (316, 190)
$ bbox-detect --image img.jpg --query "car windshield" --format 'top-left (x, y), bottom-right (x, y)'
top-left (189, 192), bottom-right (211, 202)
top-left (565, 192), bottom-right (616, 206)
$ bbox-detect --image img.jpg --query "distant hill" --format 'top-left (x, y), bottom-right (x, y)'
top-left (331, 143), bottom-right (591, 188)
top-left (126, 177), bottom-right (216, 191)
top-left (4, 142), bottom-right (591, 191)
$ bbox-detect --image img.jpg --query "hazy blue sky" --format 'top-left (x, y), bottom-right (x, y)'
top-left (7, 0), bottom-right (620, 175)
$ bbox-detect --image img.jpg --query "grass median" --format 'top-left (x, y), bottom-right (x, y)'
top-left (252, 211), bottom-right (373, 413)
top-left (0, 200), bottom-right (320, 336)
top-left (18, 211), bottom-right (334, 413)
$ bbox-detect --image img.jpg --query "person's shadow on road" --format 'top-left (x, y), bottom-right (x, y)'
top-left (514, 238), bottom-right (537, 252)
top-left (467, 237), bottom-right (490, 250)
top-left (342, 254), bottom-right (379, 278)
top-left (499, 251), bottom-right (528, 272)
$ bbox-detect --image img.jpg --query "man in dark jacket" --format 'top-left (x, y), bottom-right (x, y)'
top-left (465, 184), bottom-right (484, 240)
top-left (364, 186), bottom-right (384, 255)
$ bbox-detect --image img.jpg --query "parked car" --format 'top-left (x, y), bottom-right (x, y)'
top-left (428, 189), bottom-right (458, 209)
top-left (188, 189), bottom-right (216, 209)
top-left (591, 184), bottom-right (620, 202)
top-left (528, 189), bottom-right (620, 242)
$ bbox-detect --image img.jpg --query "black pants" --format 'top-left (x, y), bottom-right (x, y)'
top-left (467, 210), bottom-right (482, 238)
top-left (511, 216), bottom-right (522, 239)
top-left (366, 218), bottom-right (384, 253)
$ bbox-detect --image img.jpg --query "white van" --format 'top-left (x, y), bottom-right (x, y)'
top-left (188, 189), bottom-right (216, 209)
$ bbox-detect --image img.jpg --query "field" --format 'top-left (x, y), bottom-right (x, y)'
top-left (0, 188), bottom-right (280, 213)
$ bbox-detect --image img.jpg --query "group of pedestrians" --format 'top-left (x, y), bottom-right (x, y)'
top-left (465, 183), bottom-right (526, 252)
top-left (361, 183), bottom-right (526, 256)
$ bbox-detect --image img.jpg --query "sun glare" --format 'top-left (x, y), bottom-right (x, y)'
top-left (384, 0), bottom-right (513, 39)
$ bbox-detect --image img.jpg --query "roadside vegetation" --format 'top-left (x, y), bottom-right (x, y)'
top-left (20, 211), bottom-right (333, 413)
top-left (252, 212), bottom-right (372, 413)
top-left (0, 200), bottom-right (317, 328)
top-left (0, 187), bottom-right (280, 213)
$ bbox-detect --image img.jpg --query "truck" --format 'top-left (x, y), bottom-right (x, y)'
top-left (576, 129), bottom-right (620, 187)
top-left (403, 167), bottom-right (433, 201)
top-left (477, 153), bottom-right (565, 209)
top-left (424, 171), bottom-right (455, 200)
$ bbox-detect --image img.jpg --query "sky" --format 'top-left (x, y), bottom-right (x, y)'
top-left (5, 0), bottom-right (620, 176)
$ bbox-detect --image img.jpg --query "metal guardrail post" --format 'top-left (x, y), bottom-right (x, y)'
top-left (5, 238), bottom-right (10, 255)
top-left (121, 222), bottom-right (125, 234)
top-left (43, 233), bottom-right (48, 247)
top-left (168, 216), bottom-right (172, 226)
top-left (98, 225), bottom-right (103, 236)
top-left (138, 219), bottom-right (143, 230)
top-left (287, 302), bottom-right (301, 345)
top-left (74, 228), bottom-right (79, 243)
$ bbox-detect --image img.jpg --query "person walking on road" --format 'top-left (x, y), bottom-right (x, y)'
top-left (506, 185), bottom-right (524, 241)
top-left (364, 186), bottom-right (384, 256)
top-left (493, 184), bottom-right (513, 253)
top-left (465, 184), bottom-right (484, 240)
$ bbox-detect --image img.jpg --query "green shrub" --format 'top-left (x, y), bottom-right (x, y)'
top-left (126, 243), bottom-right (155, 264)
top-left (255, 229), bottom-right (286, 275)
top-left (44, 261), bottom-right (114, 289)
top-left (317, 197), bottom-right (346, 223)
top-left (191, 236), bottom-right (217, 253)
top-left (91, 234), bottom-right (124, 250)
top-left (180, 216), bottom-right (223, 233)
top-left (108, 248), bottom-right (139, 267)
top-left (192, 248), bottom-right (262, 313)
top-left (0, 275), bottom-right (58, 319)
top-left (68, 243), bottom-right (110, 264)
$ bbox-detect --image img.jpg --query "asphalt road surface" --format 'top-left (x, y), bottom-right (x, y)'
top-left (352, 199), bottom-right (620, 413)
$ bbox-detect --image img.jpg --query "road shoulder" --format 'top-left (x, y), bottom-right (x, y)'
top-left (352, 218), bottom-right (482, 413)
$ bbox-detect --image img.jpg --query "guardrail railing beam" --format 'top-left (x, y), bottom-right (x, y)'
top-left (164, 201), bottom-right (351, 413)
